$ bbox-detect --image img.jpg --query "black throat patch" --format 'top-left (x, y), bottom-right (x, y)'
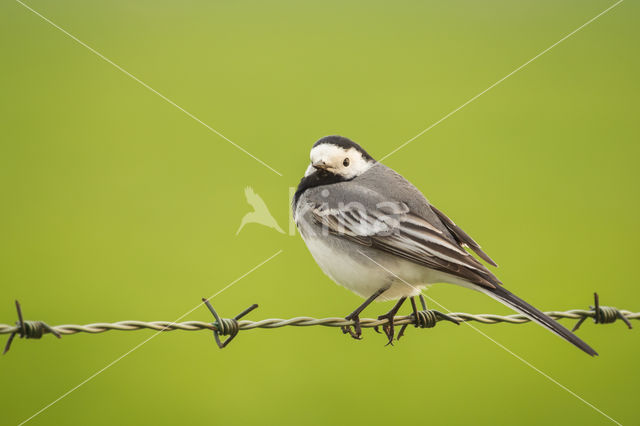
top-left (293, 169), bottom-right (350, 208)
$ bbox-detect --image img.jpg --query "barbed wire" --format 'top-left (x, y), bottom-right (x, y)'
top-left (1, 293), bottom-right (636, 352)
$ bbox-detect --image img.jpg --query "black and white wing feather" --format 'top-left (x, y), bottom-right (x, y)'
top-left (311, 201), bottom-right (501, 288)
top-left (430, 204), bottom-right (498, 267)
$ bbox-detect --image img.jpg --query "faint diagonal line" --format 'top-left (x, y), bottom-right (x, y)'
top-left (17, 249), bottom-right (283, 426)
top-left (379, 0), bottom-right (624, 162)
top-left (15, 0), bottom-right (283, 177)
top-left (356, 250), bottom-right (621, 425)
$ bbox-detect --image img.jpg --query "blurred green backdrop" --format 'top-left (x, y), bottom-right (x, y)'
top-left (1, 0), bottom-right (638, 425)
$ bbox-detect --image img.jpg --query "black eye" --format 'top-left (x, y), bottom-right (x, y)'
top-left (343, 158), bottom-right (350, 167)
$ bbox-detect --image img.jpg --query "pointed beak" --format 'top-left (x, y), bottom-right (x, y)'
top-left (312, 160), bottom-right (329, 171)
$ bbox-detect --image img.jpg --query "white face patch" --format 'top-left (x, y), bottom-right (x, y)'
top-left (308, 144), bottom-right (373, 179)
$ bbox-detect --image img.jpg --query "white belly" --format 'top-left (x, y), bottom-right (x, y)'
top-left (302, 234), bottom-right (455, 301)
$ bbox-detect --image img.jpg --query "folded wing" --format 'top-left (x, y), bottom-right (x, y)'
top-left (311, 202), bottom-right (500, 288)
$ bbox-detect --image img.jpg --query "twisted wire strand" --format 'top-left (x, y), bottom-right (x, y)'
top-left (1, 310), bottom-right (637, 336)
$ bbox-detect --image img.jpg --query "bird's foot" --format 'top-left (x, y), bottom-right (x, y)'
top-left (397, 323), bottom-right (409, 341)
top-left (341, 314), bottom-right (362, 340)
top-left (373, 297), bottom-right (407, 346)
top-left (376, 312), bottom-right (397, 346)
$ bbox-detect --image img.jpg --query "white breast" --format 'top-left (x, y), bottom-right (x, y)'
top-left (294, 195), bottom-right (463, 301)
top-left (301, 232), bottom-right (446, 301)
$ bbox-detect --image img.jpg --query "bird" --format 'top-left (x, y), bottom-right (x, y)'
top-left (236, 186), bottom-right (284, 235)
top-left (292, 135), bottom-right (597, 355)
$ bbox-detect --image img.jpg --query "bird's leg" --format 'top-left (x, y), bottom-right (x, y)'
top-left (342, 286), bottom-right (388, 340)
top-left (397, 296), bottom-right (419, 341)
top-left (376, 297), bottom-right (407, 346)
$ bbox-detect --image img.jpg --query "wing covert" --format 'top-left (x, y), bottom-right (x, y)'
top-left (310, 202), bottom-right (500, 288)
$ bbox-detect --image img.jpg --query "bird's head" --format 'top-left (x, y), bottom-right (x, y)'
top-left (305, 135), bottom-right (376, 179)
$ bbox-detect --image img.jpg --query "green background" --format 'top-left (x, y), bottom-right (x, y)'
top-left (1, 0), bottom-right (638, 425)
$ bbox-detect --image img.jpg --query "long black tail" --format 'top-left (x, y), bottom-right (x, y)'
top-left (484, 285), bottom-right (597, 356)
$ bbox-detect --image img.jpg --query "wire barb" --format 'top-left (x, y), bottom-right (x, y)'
top-left (572, 293), bottom-right (633, 332)
top-left (201, 298), bottom-right (258, 349)
top-left (397, 295), bottom-right (460, 340)
top-left (414, 295), bottom-right (461, 329)
top-left (3, 300), bottom-right (61, 354)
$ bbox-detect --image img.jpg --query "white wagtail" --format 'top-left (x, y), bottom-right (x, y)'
top-left (292, 135), bottom-right (597, 355)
